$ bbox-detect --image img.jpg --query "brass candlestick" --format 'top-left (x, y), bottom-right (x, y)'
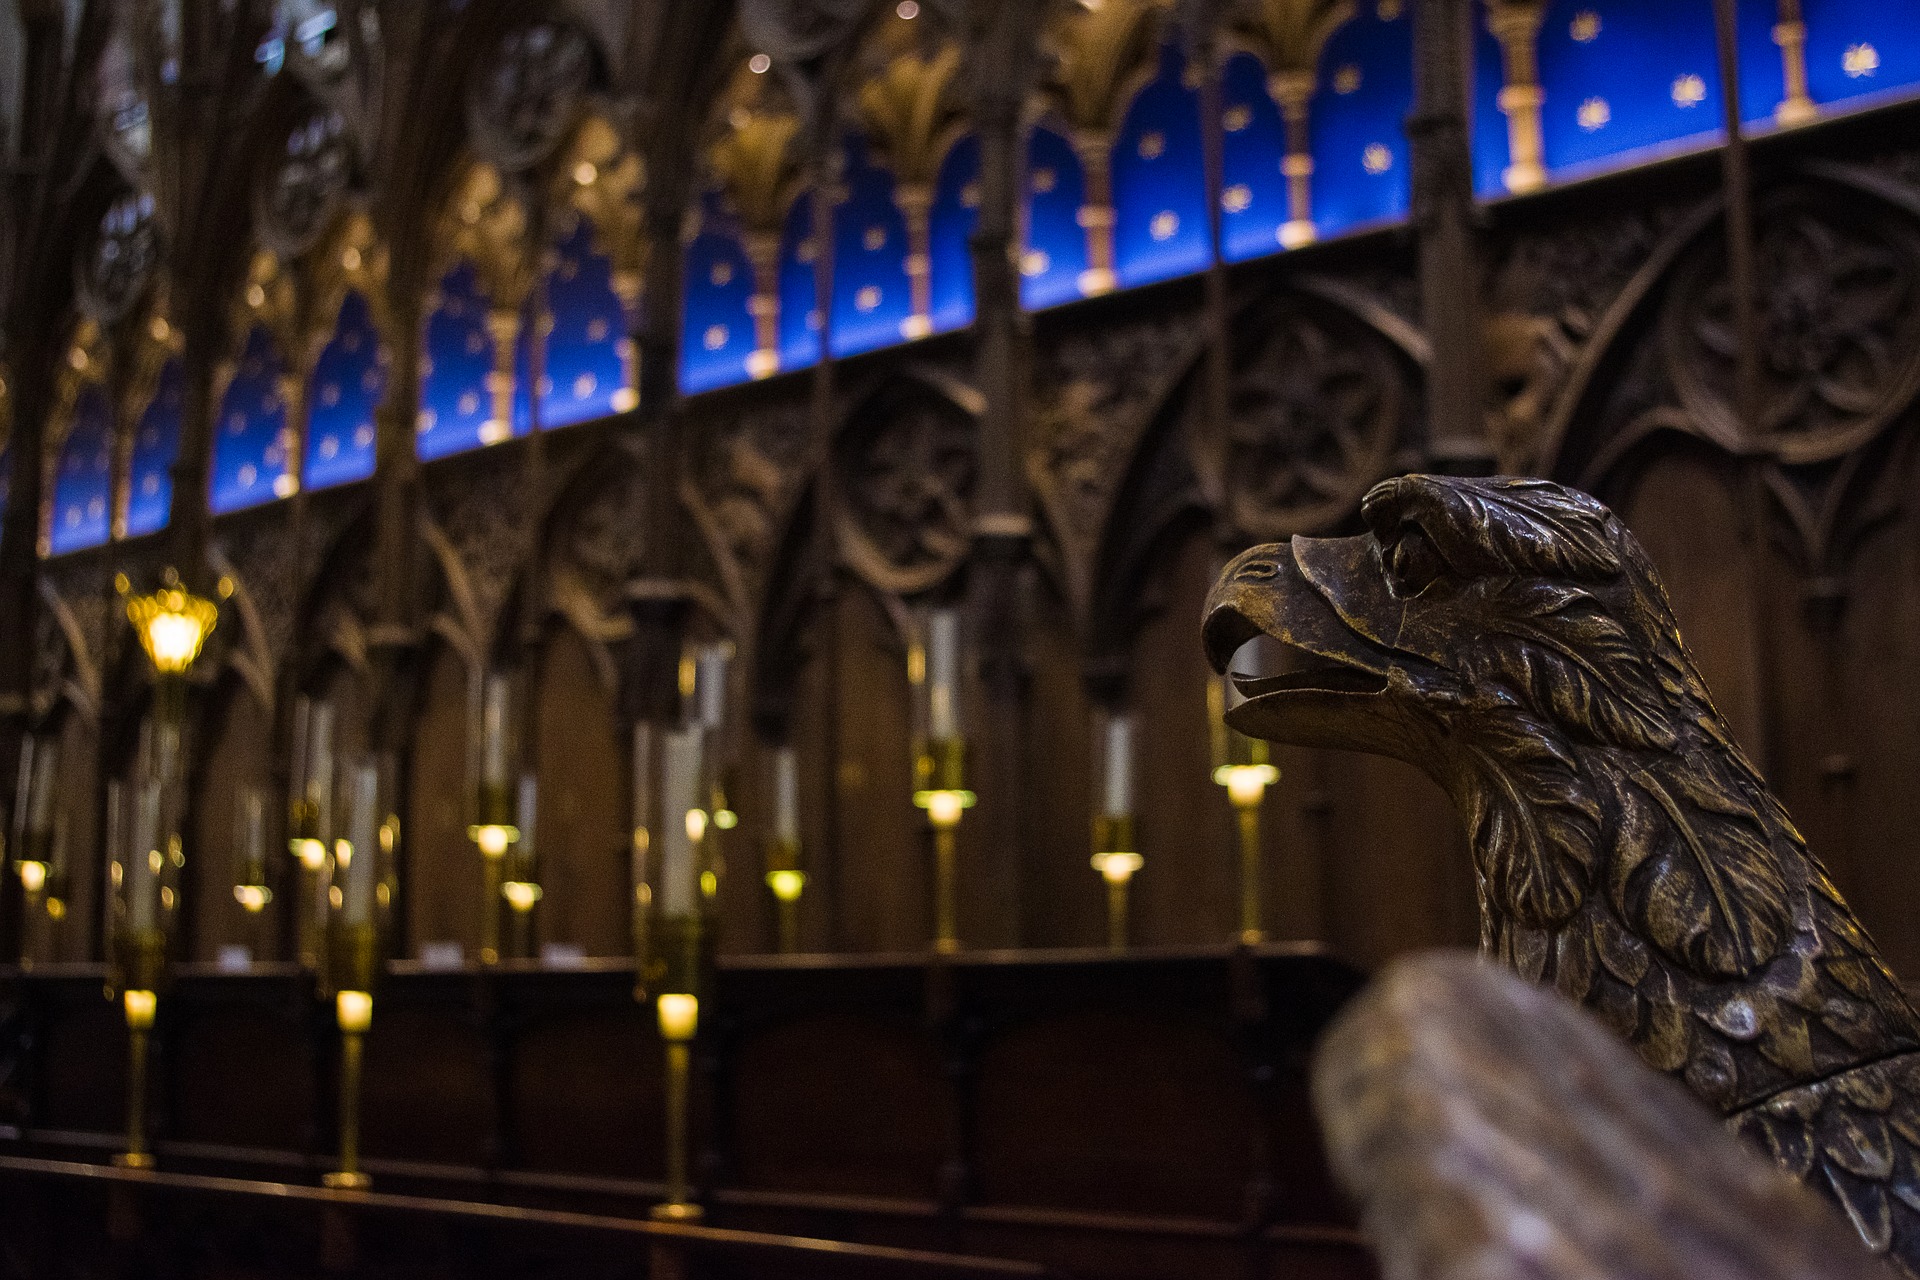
top-left (113, 987), bottom-right (158, 1169)
top-left (1091, 814), bottom-right (1141, 951)
top-left (651, 992), bottom-right (703, 1221)
top-left (1218, 761), bottom-right (1278, 945)
top-left (914, 738), bottom-right (974, 954)
top-left (323, 989), bottom-right (373, 1189)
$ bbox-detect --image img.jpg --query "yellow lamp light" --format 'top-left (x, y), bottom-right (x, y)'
top-left (1215, 762), bottom-right (1279, 808)
top-left (1092, 850), bottom-right (1143, 886)
top-left (336, 990), bottom-right (373, 1033)
top-left (469, 823), bottom-right (518, 857)
top-left (684, 808), bottom-right (709, 843)
top-left (126, 586), bottom-right (218, 675)
top-left (656, 992), bottom-right (699, 1042)
top-left (16, 860), bottom-right (47, 893)
top-left (292, 837), bottom-right (328, 870)
top-left (916, 788), bottom-right (975, 829)
top-left (233, 884), bottom-right (272, 912)
top-left (502, 880), bottom-right (543, 912)
top-left (123, 988), bottom-right (157, 1029)
top-left (766, 868), bottom-right (806, 903)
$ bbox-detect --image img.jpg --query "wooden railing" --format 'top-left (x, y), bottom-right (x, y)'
top-left (0, 946), bottom-right (1372, 1280)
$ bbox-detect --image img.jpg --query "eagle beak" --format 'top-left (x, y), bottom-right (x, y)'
top-left (1202, 539), bottom-right (1406, 753)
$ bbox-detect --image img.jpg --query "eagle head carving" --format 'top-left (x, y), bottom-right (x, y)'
top-left (1203, 474), bottom-right (1792, 980)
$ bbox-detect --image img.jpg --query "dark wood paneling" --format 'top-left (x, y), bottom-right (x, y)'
top-left (534, 626), bottom-right (629, 958)
top-left (406, 646), bottom-right (480, 960)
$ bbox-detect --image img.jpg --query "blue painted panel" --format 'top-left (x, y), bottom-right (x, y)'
top-left (930, 135), bottom-right (979, 334)
top-left (304, 289), bottom-right (383, 490)
top-left (1313, 3), bottom-right (1414, 235)
top-left (210, 326), bottom-right (292, 513)
top-left (681, 192), bottom-right (759, 393)
top-left (1738, 0), bottom-right (1789, 125)
top-left (419, 262), bottom-right (498, 461)
top-left (830, 135), bottom-right (915, 357)
top-left (49, 385), bottom-right (113, 554)
top-left (779, 196), bottom-right (823, 369)
top-left (542, 213), bottom-right (629, 427)
top-left (125, 358), bottom-right (182, 538)
top-left (1220, 52), bottom-right (1291, 262)
top-left (1802, 0), bottom-right (1920, 110)
top-left (1474, 21), bottom-right (1513, 196)
top-left (1534, 0), bottom-right (1724, 178)
top-left (1022, 126), bottom-right (1089, 309)
top-left (1112, 41), bottom-right (1213, 287)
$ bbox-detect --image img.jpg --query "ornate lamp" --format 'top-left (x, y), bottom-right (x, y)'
top-left (108, 568), bottom-right (214, 1168)
top-left (765, 746), bottom-right (804, 953)
top-left (469, 673), bottom-right (520, 964)
top-left (124, 578), bottom-right (218, 677)
top-left (1210, 671), bottom-right (1278, 945)
top-left (1089, 707), bottom-right (1141, 951)
top-left (911, 608), bottom-right (973, 953)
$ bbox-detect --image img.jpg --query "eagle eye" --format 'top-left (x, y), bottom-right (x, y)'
top-left (1384, 525), bottom-right (1447, 598)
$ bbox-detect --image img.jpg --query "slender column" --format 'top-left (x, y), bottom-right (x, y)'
top-left (1071, 133), bottom-right (1118, 296)
top-left (968, 9), bottom-right (1039, 947)
top-left (610, 269), bottom-right (643, 413)
top-left (279, 372), bottom-right (308, 497)
top-left (1409, 0), bottom-right (1492, 469)
top-left (1269, 72), bottom-right (1319, 246)
top-left (483, 309), bottom-right (520, 443)
top-left (742, 232), bottom-right (783, 380)
top-left (1485, 1), bottom-right (1548, 193)
top-left (898, 184), bottom-right (935, 340)
top-left (166, 333), bottom-right (221, 591)
top-left (1773, 0), bottom-right (1817, 127)
top-left (1711, 0), bottom-right (1761, 432)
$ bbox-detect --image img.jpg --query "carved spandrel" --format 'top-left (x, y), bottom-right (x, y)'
top-left (1222, 299), bottom-right (1406, 540)
top-left (1667, 191), bottom-right (1920, 465)
top-left (832, 379), bottom-right (978, 597)
top-left (687, 398), bottom-right (810, 604)
top-left (1204, 473), bottom-right (1920, 1272)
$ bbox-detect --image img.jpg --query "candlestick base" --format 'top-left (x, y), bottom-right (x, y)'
top-left (649, 1202), bottom-right (705, 1223)
top-left (111, 1152), bottom-right (156, 1170)
top-left (322, 1170), bottom-right (372, 1190)
top-left (1238, 928), bottom-right (1267, 947)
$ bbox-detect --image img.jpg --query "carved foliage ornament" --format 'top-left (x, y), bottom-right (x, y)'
top-left (1223, 296), bottom-right (1404, 539)
top-left (1666, 187), bottom-right (1920, 466)
top-left (466, 22), bottom-right (593, 174)
top-left (258, 107), bottom-right (353, 257)
top-left (833, 378), bottom-right (977, 596)
top-left (77, 190), bottom-right (159, 323)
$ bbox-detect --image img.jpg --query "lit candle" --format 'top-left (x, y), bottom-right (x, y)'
top-left (696, 646), bottom-right (728, 731)
top-left (515, 773), bottom-right (538, 878)
top-left (927, 608), bottom-right (959, 741)
top-left (13, 739), bottom-right (33, 844)
top-left (482, 674), bottom-right (510, 788)
top-left (659, 727), bottom-right (703, 917)
top-left (26, 736), bottom-right (57, 836)
top-left (341, 764), bottom-right (379, 925)
top-left (237, 787), bottom-right (266, 886)
top-left (1102, 712), bottom-right (1134, 819)
top-left (289, 696), bottom-right (311, 824)
top-left (774, 746), bottom-right (799, 844)
top-left (104, 780), bottom-right (124, 922)
top-left (308, 701), bottom-right (336, 841)
top-left (129, 781), bottom-right (161, 932)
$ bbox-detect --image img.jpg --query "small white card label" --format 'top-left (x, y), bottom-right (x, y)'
top-left (540, 943), bottom-right (586, 968)
top-left (419, 940), bottom-right (465, 970)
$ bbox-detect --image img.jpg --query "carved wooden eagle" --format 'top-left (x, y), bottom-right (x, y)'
top-left (1202, 474), bottom-right (1920, 1273)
